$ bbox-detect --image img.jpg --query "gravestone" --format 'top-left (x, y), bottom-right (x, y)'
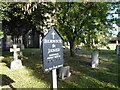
top-left (10, 44), bottom-right (23, 70)
top-left (58, 66), bottom-right (71, 80)
top-left (20, 44), bottom-right (25, 50)
top-left (115, 45), bottom-right (120, 55)
top-left (91, 51), bottom-right (99, 68)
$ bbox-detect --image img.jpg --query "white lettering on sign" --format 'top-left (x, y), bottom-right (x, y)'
top-left (45, 64), bottom-right (63, 72)
top-left (44, 39), bottom-right (62, 43)
top-left (48, 48), bottom-right (60, 54)
top-left (47, 55), bottom-right (61, 60)
top-left (49, 53), bottom-right (59, 56)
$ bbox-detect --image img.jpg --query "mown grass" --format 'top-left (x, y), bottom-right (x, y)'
top-left (0, 48), bottom-right (119, 89)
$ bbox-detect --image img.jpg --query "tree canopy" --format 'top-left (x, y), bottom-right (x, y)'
top-left (1, 2), bottom-right (119, 56)
top-left (2, 2), bottom-right (54, 38)
top-left (54, 2), bottom-right (116, 56)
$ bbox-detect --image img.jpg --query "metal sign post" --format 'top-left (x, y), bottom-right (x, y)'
top-left (52, 69), bottom-right (57, 89)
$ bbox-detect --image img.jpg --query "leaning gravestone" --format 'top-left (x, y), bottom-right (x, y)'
top-left (91, 51), bottom-right (99, 68)
top-left (58, 66), bottom-right (71, 80)
top-left (10, 44), bottom-right (23, 70)
top-left (42, 28), bottom-right (64, 88)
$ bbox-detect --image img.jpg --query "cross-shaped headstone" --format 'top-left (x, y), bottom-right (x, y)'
top-left (10, 44), bottom-right (20, 60)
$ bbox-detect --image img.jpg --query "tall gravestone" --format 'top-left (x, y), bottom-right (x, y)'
top-left (42, 28), bottom-right (64, 88)
top-left (10, 44), bottom-right (23, 70)
top-left (91, 51), bottom-right (99, 68)
top-left (115, 45), bottom-right (120, 55)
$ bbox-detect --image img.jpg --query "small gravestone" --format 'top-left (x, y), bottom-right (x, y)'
top-left (10, 44), bottom-right (23, 70)
top-left (115, 45), bottom-right (120, 55)
top-left (91, 51), bottom-right (99, 68)
top-left (21, 44), bottom-right (25, 50)
top-left (58, 66), bottom-right (71, 80)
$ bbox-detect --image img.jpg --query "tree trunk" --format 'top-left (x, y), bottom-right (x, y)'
top-left (69, 41), bottom-right (76, 57)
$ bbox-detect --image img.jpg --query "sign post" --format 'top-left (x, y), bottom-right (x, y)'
top-left (42, 28), bottom-right (64, 89)
top-left (52, 69), bottom-right (57, 88)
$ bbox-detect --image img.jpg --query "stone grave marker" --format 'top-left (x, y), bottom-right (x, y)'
top-left (10, 44), bottom-right (23, 70)
top-left (21, 44), bottom-right (25, 50)
top-left (91, 51), bottom-right (99, 68)
top-left (115, 45), bottom-right (120, 55)
top-left (58, 66), bottom-right (71, 80)
top-left (42, 28), bottom-right (64, 88)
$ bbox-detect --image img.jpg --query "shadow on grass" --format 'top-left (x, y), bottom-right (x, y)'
top-left (22, 49), bottom-right (51, 87)
top-left (1, 56), bottom-right (13, 68)
top-left (61, 49), bottom-right (119, 88)
top-left (2, 49), bottom-right (119, 88)
top-left (0, 74), bottom-right (16, 90)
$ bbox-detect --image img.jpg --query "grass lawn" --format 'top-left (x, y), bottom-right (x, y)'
top-left (0, 48), bottom-right (119, 89)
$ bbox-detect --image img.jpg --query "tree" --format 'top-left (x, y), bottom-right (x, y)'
top-left (2, 2), bottom-right (54, 48)
top-left (117, 32), bottom-right (120, 37)
top-left (2, 2), bottom-right (54, 37)
top-left (54, 2), bottom-right (115, 57)
top-left (22, 2), bottom-right (54, 37)
top-left (113, 2), bottom-right (120, 27)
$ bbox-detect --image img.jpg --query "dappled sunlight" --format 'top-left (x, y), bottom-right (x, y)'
top-left (73, 71), bottom-right (118, 88)
top-left (0, 49), bottom-right (119, 88)
top-left (36, 64), bottom-right (42, 69)
top-left (77, 54), bottom-right (91, 59)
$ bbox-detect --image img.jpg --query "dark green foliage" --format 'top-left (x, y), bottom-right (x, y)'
top-left (117, 32), bottom-right (120, 37)
top-left (2, 2), bottom-right (54, 37)
top-left (54, 2), bottom-right (115, 56)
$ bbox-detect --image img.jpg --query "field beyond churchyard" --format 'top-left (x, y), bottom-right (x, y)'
top-left (0, 48), bottom-right (119, 89)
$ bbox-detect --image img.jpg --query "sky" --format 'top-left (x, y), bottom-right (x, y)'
top-left (108, 8), bottom-right (119, 37)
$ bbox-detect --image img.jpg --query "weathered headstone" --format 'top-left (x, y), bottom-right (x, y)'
top-left (42, 28), bottom-right (64, 88)
top-left (91, 51), bottom-right (99, 68)
top-left (10, 44), bottom-right (23, 70)
top-left (58, 66), bottom-right (71, 80)
top-left (115, 45), bottom-right (120, 55)
top-left (21, 44), bottom-right (25, 50)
